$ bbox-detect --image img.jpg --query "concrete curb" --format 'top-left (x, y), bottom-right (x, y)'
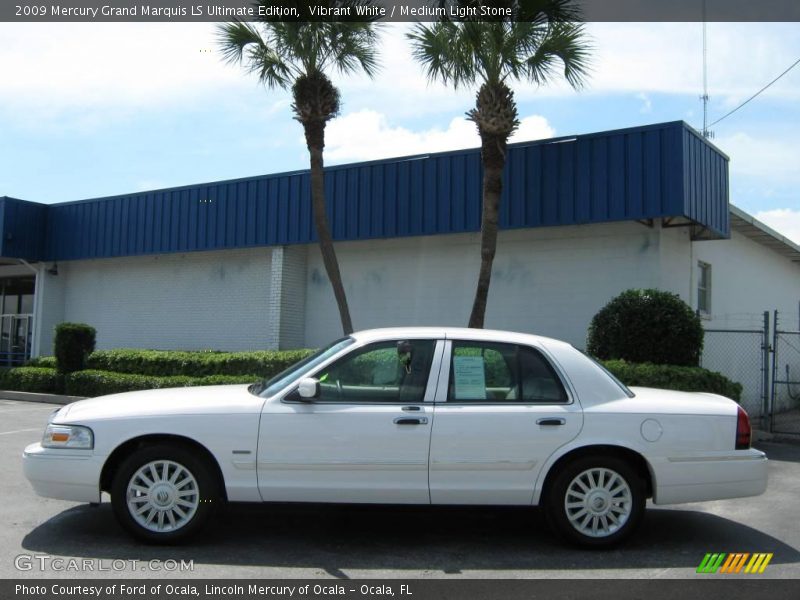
top-left (0, 390), bottom-right (86, 405)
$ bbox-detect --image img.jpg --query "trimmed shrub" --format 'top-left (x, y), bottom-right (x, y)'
top-left (587, 289), bottom-right (704, 366)
top-left (54, 323), bottom-right (97, 373)
top-left (602, 359), bottom-right (742, 401)
top-left (26, 356), bottom-right (56, 368)
top-left (0, 367), bottom-right (64, 394)
top-left (64, 370), bottom-right (260, 397)
top-left (85, 348), bottom-right (314, 378)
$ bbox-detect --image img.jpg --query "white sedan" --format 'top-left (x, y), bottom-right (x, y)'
top-left (23, 328), bottom-right (767, 547)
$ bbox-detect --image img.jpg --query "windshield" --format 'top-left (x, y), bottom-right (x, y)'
top-left (252, 337), bottom-right (355, 398)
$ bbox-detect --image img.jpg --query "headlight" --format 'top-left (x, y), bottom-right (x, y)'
top-left (42, 425), bottom-right (94, 449)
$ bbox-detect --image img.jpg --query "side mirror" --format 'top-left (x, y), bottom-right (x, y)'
top-left (297, 377), bottom-right (320, 400)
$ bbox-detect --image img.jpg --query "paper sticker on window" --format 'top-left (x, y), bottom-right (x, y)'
top-left (453, 356), bottom-right (486, 400)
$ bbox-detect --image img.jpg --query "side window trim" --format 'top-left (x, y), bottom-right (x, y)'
top-left (423, 340), bottom-right (447, 403)
top-left (437, 339), bottom-right (573, 406)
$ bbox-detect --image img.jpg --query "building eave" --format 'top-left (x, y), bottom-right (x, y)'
top-left (729, 204), bottom-right (800, 263)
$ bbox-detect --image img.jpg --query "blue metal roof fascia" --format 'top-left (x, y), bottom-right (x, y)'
top-left (30, 120), bottom-right (729, 261)
top-left (681, 125), bottom-right (730, 239)
top-left (0, 196), bottom-right (48, 261)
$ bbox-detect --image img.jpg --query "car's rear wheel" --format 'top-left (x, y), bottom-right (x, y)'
top-left (111, 444), bottom-right (220, 543)
top-left (546, 455), bottom-right (645, 548)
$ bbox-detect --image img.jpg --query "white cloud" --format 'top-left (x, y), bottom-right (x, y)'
top-left (717, 132), bottom-right (800, 184)
top-left (3, 21), bottom-right (799, 125)
top-left (754, 209), bottom-right (800, 245)
top-left (0, 22), bottom-right (249, 125)
top-left (324, 110), bottom-right (555, 162)
top-left (636, 93), bottom-right (652, 113)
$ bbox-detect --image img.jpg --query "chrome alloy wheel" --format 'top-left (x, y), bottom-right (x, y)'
top-left (126, 460), bottom-right (199, 533)
top-left (564, 467), bottom-right (632, 538)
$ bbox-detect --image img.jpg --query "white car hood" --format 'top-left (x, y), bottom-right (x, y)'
top-left (55, 384), bottom-right (264, 423)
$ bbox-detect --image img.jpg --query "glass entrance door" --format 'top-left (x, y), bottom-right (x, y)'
top-left (1, 277), bottom-right (35, 365)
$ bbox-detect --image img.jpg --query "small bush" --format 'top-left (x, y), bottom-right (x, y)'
top-left (64, 370), bottom-right (259, 397)
top-left (85, 348), bottom-right (314, 378)
top-left (0, 367), bottom-right (64, 394)
top-left (54, 323), bottom-right (97, 373)
top-left (26, 356), bottom-right (56, 368)
top-left (602, 359), bottom-right (742, 401)
top-left (587, 289), bottom-right (704, 367)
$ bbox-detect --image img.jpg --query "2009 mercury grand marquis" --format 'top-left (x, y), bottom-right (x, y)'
top-left (23, 328), bottom-right (767, 546)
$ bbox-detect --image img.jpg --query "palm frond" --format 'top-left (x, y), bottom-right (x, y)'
top-left (526, 21), bottom-right (591, 89)
top-left (409, 2), bottom-right (591, 91)
top-left (407, 22), bottom-right (478, 88)
top-left (216, 21), bottom-right (264, 65)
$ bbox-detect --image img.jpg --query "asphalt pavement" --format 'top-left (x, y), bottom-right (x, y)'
top-left (2, 399), bottom-right (799, 579)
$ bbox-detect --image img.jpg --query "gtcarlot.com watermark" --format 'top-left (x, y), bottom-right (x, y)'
top-left (14, 554), bottom-right (194, 572)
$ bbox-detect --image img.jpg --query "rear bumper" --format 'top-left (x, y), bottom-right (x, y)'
top-left (652, 448), bottom-right (768, 505)
top-left (23, 443), bottom-right (102, 503)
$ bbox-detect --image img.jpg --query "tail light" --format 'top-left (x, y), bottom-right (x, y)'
top-left (736, 406), bottom-right (751, 450)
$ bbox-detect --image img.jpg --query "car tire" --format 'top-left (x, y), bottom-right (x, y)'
top-left (111, 443), bottom-right (221, 544)
top-left (545, 455), bottom-right (645, 548)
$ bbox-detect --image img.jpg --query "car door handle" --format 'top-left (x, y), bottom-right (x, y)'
top-left (536, 418), bottom-right (566, 426)
top-left (394, 417), bottom-right (428, 425)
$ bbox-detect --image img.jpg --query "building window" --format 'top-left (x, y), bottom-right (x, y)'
top-left (697, 261), bottom-right (712, 316)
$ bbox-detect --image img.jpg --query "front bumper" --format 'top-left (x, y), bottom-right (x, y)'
top-left (652, 448), bottom-right (768, 505)
top-left (23, 443), bottom-right (102, 503)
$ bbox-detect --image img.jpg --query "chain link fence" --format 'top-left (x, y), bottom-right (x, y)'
top-left (770, 323), bottom-right (800, 435)
top-left (701, 325), bottom-right (768, 429)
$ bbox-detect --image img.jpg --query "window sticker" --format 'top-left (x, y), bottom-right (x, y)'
top-left (452, 355), bottom-right (486, 400)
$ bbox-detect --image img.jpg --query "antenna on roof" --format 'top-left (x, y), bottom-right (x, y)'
top-left (701, 0), bottom-right (714, 139)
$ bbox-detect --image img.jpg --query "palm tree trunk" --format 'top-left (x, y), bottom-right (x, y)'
top-left (468, 132), bottom-right (507, 329)
top-left (303, 119), bottom-right (354, 335)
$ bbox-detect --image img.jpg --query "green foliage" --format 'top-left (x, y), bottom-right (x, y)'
top-left (54, 323), bottom-right (97, 373)
top-left (601, 359), bottom-right (742, 401)
top-left (0, 367), bottom-right (64, 394)
top-left (587, 289), bottom-right (704, 367)
top-left (64, 370), bottom-right (259, 397)
top-left (84, 348), bottom-right (315, 377)
top-left (26, 355), bottom-right (56, 368)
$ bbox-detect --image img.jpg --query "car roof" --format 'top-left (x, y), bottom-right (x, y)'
top-left (350, 327), bottom-right (572, 349)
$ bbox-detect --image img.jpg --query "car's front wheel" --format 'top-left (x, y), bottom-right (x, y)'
top-left (111, 444), bottom-right (220, 543)
top-left (546, 455), bottom-right (645, 548)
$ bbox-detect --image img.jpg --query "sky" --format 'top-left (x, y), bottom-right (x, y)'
top-left (1, 21), bottom-right (799, 244)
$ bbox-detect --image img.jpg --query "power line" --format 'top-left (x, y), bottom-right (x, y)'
top-left (709, 56), bottom-right (800, 128)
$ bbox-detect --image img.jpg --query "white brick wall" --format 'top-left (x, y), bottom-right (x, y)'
top-left (303, 221), bottom-right (664, 349)
top-left (266, 246), bottom-right (308, 350)
top-left (57, 248), bottom-right (274, 351)
top-left (694, 229), bottom-right (800, 329)
top-left (34, 267), bottom-right (65, 356)
top-left (25, 218), bottom-right (800, 376)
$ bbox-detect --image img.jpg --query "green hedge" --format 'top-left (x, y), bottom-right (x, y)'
top-left (30, 349), bottom-right (314, 378)
top-left (86, 348), bottom-right (313, 377)
top-left (601, 359), bottom-right (742, 401)
top-left (1, 367), bottom-right (259, 397)
top-left (0, 367), bottom-right (64, 394)
top-left (64, 370), bottom-right (259, 397)
top-left (11, 353), bottom-right (742, 402)
top-left (26, 356), bottom-right (56, 368)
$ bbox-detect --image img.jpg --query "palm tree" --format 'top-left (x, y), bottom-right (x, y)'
top-left (218, 5), bottom-right (380, 335)
top-left (408, 1), bottom-right (590, 329)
